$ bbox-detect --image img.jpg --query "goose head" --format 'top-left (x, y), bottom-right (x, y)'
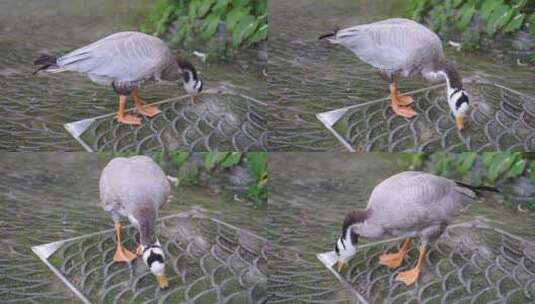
top-left (447, 87), bottom-right (469, 130)
top-left (439, 61), bottom-right (469, 130)
top-left (141, 240), bottom-right (168, 288)
top-left (333, 211), bottom-right (368, 272)
top-left (177, 59), bottom-right (203, 101)
top-left (334, 228), bottom-right (359, 272)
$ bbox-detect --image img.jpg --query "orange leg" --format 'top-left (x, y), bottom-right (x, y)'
top-left (389, 81), bottom-right (417, 118)
top-left (113, 223), bottom-right (137, 263)
top-left (133, 89), bottom-right (161, 117)
top-left (379, 238), bottom-right (413, 268)
top-left (396, 244), bottom-right (427, 286)
top-left (116, 95), bottom-right (142, 125)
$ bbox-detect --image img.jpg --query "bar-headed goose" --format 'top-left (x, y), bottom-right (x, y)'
top-left (333, 171), bottom-right (497, 285)
top-left (320, 18), bottom-right (469, 130)
top-left (100, 156), bottom-right (171, 288)
top-left (34, 31), bottom-right (203, 125)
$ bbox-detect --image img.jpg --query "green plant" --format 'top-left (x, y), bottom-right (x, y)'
top-left (428, 152), bottom-right (530, 184)
top-left (408, 0), bottom-right (535, 62)
top-left (153, 151), bottom-right (266, 207)
top-left (245, 152), bottom-right (267, 208)
top-left (143, 0), bottom-right (267, 52)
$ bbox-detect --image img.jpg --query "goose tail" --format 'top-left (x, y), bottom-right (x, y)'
top-left (455, 181), bottom-right (499, 197)
top-left (33, 54), bottom-right (59, 75)
top-left (318, 27), bottom-right (340, 41)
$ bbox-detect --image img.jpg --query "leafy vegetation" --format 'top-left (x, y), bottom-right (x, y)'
top-left (408, 0), bottom-right (535, 62)
top-left (143, 0), bottom-right (267, 56)
top-left (424, 152), bottom-right (535, 209)
top-left (153, 151), bottom-right (267, 208)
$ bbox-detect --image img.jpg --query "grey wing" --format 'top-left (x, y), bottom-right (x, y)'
top-left (56, 32), bottom-right (172, 82)
top-left (330, 19), bottom-right (443, 71)
top-left (99, 163), bottom-right (125, 222)
top-left (128, 156), bottom-right (171, 211)
top-left (368, 172), bottom-right (460, 230)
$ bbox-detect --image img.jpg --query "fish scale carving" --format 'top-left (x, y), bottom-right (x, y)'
top-left (44, 216), bottom-right (269, 303)
top-left (335, 225), bottom-right (535, 304)
top-left (334, 83), bottom-right (535, 152)
top-left (70, 92), bottom-right (267, 152)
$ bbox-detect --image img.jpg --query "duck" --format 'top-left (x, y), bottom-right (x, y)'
top-left (319, 18), bottom-right (469, 130)
top-left (333, 171), bottom-right (497, 285)
top-left (34, 31), bottom-right (203, 125)
top-left (99, 155), bottom-right (171, 289)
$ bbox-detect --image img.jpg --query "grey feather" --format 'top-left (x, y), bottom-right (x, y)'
top-left (326, 18), bottom-right (445, 77)
top-left (51, 31), bottom-right (180, 85)
top-left (99, 156), bottom-right (171, 244)
top-left (356, 171), bottom-right (477, 241)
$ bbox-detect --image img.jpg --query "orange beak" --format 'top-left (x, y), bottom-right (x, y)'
top-left (456, 116), bottom-right (464, 130)
top-left (157, 275), bottom-right (169, 289)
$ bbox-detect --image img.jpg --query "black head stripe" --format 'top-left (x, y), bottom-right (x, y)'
top-left (350, 231), bottom-right (359, 245)
top-left (183, 71), bottom-right (190, 83)
top-left (334, 243), bottom-right (340, 255)
top-left (198, 80), bottom-right (203, 92)
top-left (450, 88), bottom-right (462, 99)
top-left (146, 251), bottom-right (164, 268)
top-left (143, 244), bottom-right (161, 253)
top-left (455, 93), bottom-right (469, 110)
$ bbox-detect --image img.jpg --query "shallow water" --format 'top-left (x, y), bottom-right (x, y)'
top-left (268, 0), bottom-right (535, 151)
top-left (0, 0), bottom-right (266, 151)
top-left (0, 153), bottom-right (266, 303)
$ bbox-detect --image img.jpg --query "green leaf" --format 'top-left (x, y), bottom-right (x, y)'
top-left (512, 0), bottom-right (528, 10)
top-left (212, 0), bottom-right (231, 15)
top-left (201, 14), bottom-right (220, 39)
top-left (457, 152), bottom-right (477, 175)
top-left (504, 159), bottom-right (526, 179)
top-left (482, 152), bottom-right (496, 168)
top-left (481, 0), bottom-right (503, 21)
top-left (529, 13), bottom-right (535, 37)
top-left (225, 8), bottom-right (246, 31)
top-left (529, 161), bottom-right (535, 183)
top-left (246, 152), bottom-right (267, 180)
top-left (233, 0), bottom-right (250, 9)
top-left (188, 1), bottom-right (202, 18)
top-left (198, 0), bottom-right (217, 17)
top-left (487, 153), bottom-right (517, 182)
top-left (248, 23), bottom-right (268, 43)
top-left (457, 3), bottom-right (476, 30)
top-left (220, 152), bottom-right (242, 168)
top-left (172, 152), bottom-right (191, 166)
top-left (232, 15), bottom-right (259, 47)
top-left (503, 12), bottom-right (525, 32)
top-left (486, 4), bottom-right (513, 36)
top-left (452, 0), bottom-right (463, 8)
top-left (204, 152), bottom-right (229, 171)
top-left (253, 0), bottom-right (267, 15)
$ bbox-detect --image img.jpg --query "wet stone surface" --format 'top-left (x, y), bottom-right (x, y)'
top-left (319, 223), bottom-right (535, 304)
top-left (68, 88), bottom-right (267, 152)
top-left (318, 83), bottom-right (535, 152)
top-left (35, 214), bottom-right (268, 303)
